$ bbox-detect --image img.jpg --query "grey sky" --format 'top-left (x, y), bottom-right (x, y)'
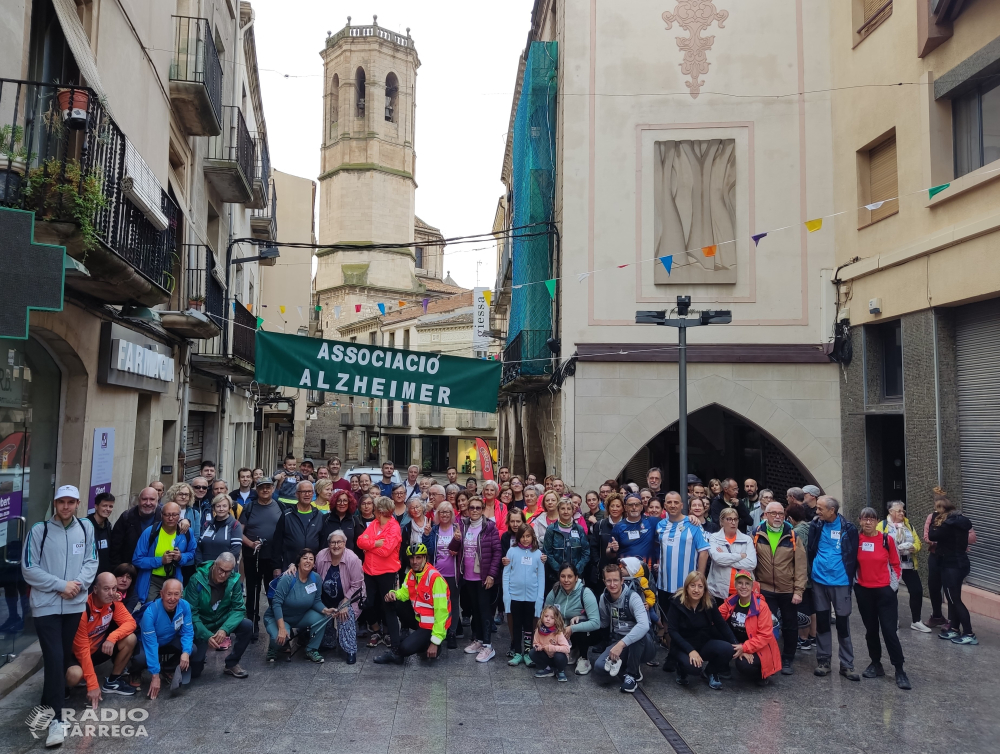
top-left (253, 0), bottom-right (536, 290)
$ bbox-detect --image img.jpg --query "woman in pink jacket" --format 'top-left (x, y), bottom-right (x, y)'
top-left (315, 530), bottom-right (366, 663)
top-left (530, 605), bottom-right (572, 682)
top-left (357, 496), bottom-right (402, 651)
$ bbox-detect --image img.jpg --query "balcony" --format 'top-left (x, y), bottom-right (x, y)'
top-left (191, 298), bottom-right (256, 381)
top-left (385, 407), bottom-right (411, 428)
top-left (0, 79), bottom-right (177, 306)
top-left (306, 390), bottom-right (324, 406)
top-left (455, 411), bottom-right (497, 431)
top-left (247, 134), bottom-right (269, 209)
top-left (169, 17), bottom-right (223, 136)
top-left (160, 245), bottom-right (224, 339)
top-left (206, 106), bottom-right (255, 203)
top-left (417, 408), bottom-right (444, 429)
top-left (250, 177), bottom-right (276, 243)
top-left (501, 329), bottom-right (552, 389)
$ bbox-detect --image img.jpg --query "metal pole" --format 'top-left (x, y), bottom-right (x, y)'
top-left (678, 324), bottom-right (688, 508)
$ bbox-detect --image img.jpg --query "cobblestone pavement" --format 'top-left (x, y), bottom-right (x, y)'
top-left (0, 592), bottom-right (996, 754)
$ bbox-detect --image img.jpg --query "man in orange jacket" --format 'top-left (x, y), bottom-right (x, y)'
top-left (66, 572), bottom-right (138, 707)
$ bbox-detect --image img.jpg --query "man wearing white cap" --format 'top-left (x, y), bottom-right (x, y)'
top-left (22, 485), bottom-right (98, 747)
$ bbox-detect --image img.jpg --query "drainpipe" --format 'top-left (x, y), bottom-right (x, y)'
top-left (177, 342), bottom-right (191, 484)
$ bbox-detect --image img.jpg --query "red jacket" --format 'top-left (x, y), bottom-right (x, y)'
top-left (73, 593), bottom-right (137, 691)
top-left (357, 516), bottom-right (402, 576)
top-left (856, 532), bottom-right (901, 589)
top-left (718, 592), bottom-right (781, 679)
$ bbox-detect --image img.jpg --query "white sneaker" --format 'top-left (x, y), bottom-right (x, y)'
top-left (911, 621), bottom-right (932, 633)
top-left (476, 645), bottom-right (496, 663)
top-left (605, 656), bottom-right (622, 677)
top-left (575, 658), bottom-right (592, 676)
top-left (464, 640), bottom-right (483, 654)
top-left (45, 720), bottom-right (65, 748)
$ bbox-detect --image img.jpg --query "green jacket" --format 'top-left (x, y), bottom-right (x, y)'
top-left (182, 561), bottom-right (246, 641)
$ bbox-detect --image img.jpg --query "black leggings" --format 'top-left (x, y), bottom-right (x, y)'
top-left (899, 569), bottom-right (923, 624)
top-left (508, 600), bottom-right (536, 653)
top-left (942, 563), bottom-right (972, 635)
top-left (854, 585), bottom-right (904, 668)
top-left (242, 547), bottom-right (275, 624)
top-left (364, 572), bottom-right (401, 649)
top-left (461, 579), bottom-right (493, 644)
top-left (529, 648), bottom-right (568, 672)
top-left (673, 639), bottom-right (732, 676)
top-left (444, 576), bottom-right (460, 639)
top-left (395, 606), bottom-right (435, 657)
top-left (927, 552), bottom-right (944, 619)
top-left (735, 655), bottom-right (763, 679)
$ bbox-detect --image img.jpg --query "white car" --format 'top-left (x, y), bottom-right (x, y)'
top-left (345, 467), bottom-right (403, 486)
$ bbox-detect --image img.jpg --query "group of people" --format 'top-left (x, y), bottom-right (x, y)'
top-left (21, 455), bottom-right (979, 747)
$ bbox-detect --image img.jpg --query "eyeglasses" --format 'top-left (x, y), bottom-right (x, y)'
top-left (215, 566), bottom-right (234, 576)
top-left (192, 485), bottom-right (208, 490)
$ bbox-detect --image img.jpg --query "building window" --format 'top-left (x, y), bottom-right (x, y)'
top-left (388, 332), bottom-right (395, 348)
top-left (415, 246), bottom-right (424, 268)
top-left (403, 329), bottom-right (410, 349)
top-left (856, 0), bottom-right (892, 43)
top-left (867, 135), bottom-right (898, 224)
top-left (953, 79), bottom-right (1000, 179)
top-left (883, 320), bottom-right (903, 399)
top-left (369, 331), bottom-right (377, 345)
top-left (330, 73), bottom-right (340, 133)
top-left (356, 67), bottom-right (366, 117)
top-left (385, 72), bottom-right (398, 123)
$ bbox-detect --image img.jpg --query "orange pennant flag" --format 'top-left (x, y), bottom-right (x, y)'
top-left (398, 300), bottom-right (406, 307)
top-left (702, 245), bottom-right (717, 257)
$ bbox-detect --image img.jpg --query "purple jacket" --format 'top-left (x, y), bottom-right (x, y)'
top-left (459, 518), bottom-right (501, 581)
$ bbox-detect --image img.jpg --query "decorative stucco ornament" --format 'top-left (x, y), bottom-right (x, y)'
top-left (662, 1), bottom-right (729, 99)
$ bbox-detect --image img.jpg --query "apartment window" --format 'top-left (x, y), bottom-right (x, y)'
top-left (867, 136), bottom-right (898, 224)
top-left (882, 320), bottom-right (903, 399)
top-left (953, 79), bottom-right (1000, 179)
top-left (403, 329), bottom-right (410, 349)
top-left (855, 0), bottom-right (892, 43)
top-left (369, 331), bottom-right (377, 345)
top-left (388, 332), bottom-right (395, 349)
top-left (415, 246), bottom-right (424, 269)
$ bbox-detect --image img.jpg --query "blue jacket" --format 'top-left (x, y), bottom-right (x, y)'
top-left (140, 598), bottom-right (194, 674)
top-left (132, 523), bottom-right (196, 605)
top-left (502, 545), bottom-right (546, 616)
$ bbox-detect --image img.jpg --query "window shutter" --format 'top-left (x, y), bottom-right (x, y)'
top-left (864, 0), bottom-right (891, 22)
top-left (869, 136), bottom-right (898, 223)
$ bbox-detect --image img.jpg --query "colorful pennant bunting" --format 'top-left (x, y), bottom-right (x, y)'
top-left (928, 183), bottom-right (950, 200)
top-left (578, 272), bottom-right (590, 283)
top-left (355, 304), bottom-right (362, 313)
top-left (483, 290), bottom-right (492, 306)
top-left (422, 298), bottom-right (429, 312)
top-left (334, 306), bottom-right (341, 319)
top-left (805, 218), bottom-right (823, 233)
top-left (864, 201), bottom-right (885, 211)
top-left (279, 305), bottom-right (286, 314)
top-left (702, 245), bottom-right (717, 257)
top-left (751, 232), bottom-right (767, 246)
top-left (544, 279), bottom-right (556, 300)
top-left (377, 303), bottom-right (386, 315)
top-left (659, 255), bottom-right (673, 275)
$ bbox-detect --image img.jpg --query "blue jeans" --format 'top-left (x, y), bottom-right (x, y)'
top-left (263, 609), bottom-right (327, 651)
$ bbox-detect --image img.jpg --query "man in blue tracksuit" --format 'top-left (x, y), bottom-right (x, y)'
top-left (131, 578), bottom-right (194, 699)
top-left (610, 495), bottom-right (658, 562)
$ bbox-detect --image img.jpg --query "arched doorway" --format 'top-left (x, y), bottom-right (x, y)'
top-left (618, 404), bottom-right (816, 495)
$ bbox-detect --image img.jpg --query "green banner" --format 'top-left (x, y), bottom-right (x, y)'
top-left (254, 330), bottom-right (502, 413)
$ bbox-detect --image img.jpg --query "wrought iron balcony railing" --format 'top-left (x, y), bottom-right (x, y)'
top-left (169, 16), bottom-right (223, 135)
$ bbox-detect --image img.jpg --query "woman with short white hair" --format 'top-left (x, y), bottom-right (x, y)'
top-left (315, 530), bottom-right (365, 663)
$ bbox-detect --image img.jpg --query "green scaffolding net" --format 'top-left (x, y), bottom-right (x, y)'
top-left (508, 41), bottom-right (557, 376)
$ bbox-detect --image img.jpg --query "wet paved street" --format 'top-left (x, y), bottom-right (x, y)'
top-left (1, 591), bottom-right (997, 754)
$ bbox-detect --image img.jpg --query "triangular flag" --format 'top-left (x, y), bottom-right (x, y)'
top-left (334, 306), bottom-right (341, 319)
top-left (617, 264), bottom-right (629, 269)
top-left (659, 255), bottom-right (673, 275)
top-left (255, 316), bottom-right (264, 330)
top-left (483, 290), bottom-right (492, 306)
top-left (246, 303), bottom-right (252, 313)
top-left (805, 218), bottom-right (823, 233)
top-left (751, 232), bottom-right (767, 246)
top-left (377, 303), bottom-right (386, 315)
top-left (279, 305), bottom-right (286, 314)
top-left (701, 245), bottom-right (717, 257)
top-left (422, 298), bottom-right (429, 312)
top-left (577, 272), bottom-right (590, 283)
top-left (544, 279), bottom-right (556, 299)
top-left (355, 304), bottom-right (362, 313)
top-left (232, 302), bottom-right (237, 313)
top-left (928, 183), bottom-right (950, 200)
top-left (864, 201), bottom-right (885, 211)
top-left (315, 304), bottom-right (322, 312)
top-left (297, 306), bottom-right (303, 320)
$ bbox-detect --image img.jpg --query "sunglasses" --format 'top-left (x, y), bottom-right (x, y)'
top-left (468, 505), bottom-right (483, 511)
top-left (192, 485), bottom-right (208, 490)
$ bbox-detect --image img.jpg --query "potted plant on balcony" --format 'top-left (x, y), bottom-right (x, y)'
top-left (0, 125), bottom-right (32, 203)
top-left (56, 86), bottom-right (91, 130)
top-left (24, 157), bottom-right (106, 253)
top-left (188, 293), bottom-right (205, 311)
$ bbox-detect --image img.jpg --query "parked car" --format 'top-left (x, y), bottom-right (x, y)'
top-left (345, 467), bottom-right (402, 486)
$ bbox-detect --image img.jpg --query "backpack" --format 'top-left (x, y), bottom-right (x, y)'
top-left (38, 517), bottom-right (89, 562)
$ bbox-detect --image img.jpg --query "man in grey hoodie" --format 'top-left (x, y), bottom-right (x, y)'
top-left (592, 564), bottom-right (656, 693)
top-left (22, 485), bottom-right (98, 747)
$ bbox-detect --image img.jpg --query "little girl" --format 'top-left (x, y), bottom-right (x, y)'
top-left (530, 605), bottom-right (571, 682)
top-left (502, 524), bottom-right (546, 666)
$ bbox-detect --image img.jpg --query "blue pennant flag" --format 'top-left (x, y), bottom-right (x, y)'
top-left (751, 232), bottom-right (767, 247)
top-left (377, 303), bottom-right (386, 316)
top-left (659, 255), bottom-right (673, 275)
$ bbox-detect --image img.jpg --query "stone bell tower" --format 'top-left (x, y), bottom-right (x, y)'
top-left (316, 16), bottom-right (420, 312)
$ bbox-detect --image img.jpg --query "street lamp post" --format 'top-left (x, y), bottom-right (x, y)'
top-left (636, 296), bottom-right (731, 505)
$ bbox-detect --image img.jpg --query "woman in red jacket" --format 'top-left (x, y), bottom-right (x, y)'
top-left (718, 571), bottom-right (782, 686)
top-left (855, 507), bottom-right (910, 690)
top-left (357, 496), bottom-right (403, 652)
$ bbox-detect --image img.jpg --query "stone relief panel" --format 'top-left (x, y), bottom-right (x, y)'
top-left (653, 139), bottom-right (736, 284)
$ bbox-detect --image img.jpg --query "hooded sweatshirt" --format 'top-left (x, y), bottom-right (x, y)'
top-left (544, 579), bottom-right (601, 634)
top-left (598, 586), bottom-right (649, 646)
top-left (22, 516), bottom-right (98, 617)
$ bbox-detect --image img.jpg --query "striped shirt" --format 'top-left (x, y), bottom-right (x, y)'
top-left (656, 518), bottom-right (709, 593)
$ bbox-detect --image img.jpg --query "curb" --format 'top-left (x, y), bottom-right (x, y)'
top-left (0, 640), bottom-right (43, 701)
